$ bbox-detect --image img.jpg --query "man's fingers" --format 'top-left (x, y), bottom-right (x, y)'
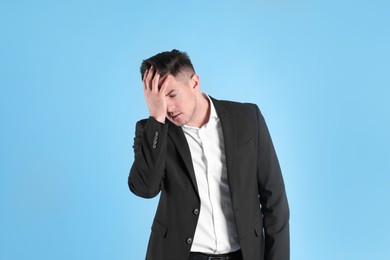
top-left (143, 66), bottom-right (168, 97)
top-left (143, 67), bottom-right (153, 91)
top-left (143, 69), bottom-right (150, 91)
top-left (160, 75), bottom-right (170, 94)
top-left (144, 66), bottom-right (156, 91)
top-left (152, 70), bottom-right (161, 93)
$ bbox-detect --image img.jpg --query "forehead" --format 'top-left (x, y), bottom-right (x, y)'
top-left (161, 73), bottom-right (189, 91)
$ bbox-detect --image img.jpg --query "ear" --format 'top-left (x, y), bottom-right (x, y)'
top-left (189, 73), bottom-right (200, 92)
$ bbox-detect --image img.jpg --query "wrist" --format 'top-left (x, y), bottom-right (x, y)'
top-left (152, 116), bottom-right (166, 124)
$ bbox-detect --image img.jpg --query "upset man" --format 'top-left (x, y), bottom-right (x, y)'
top-left (129, 49), bottom-right (289, 260)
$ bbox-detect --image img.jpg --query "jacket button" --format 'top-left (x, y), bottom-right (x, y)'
top-left (193, 208), bottom-right (199, 215)
top-left (186, 238), bottom-right (192, 244)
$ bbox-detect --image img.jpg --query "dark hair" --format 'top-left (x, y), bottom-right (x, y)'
top-left (140, 49), bottom-right (195, 80)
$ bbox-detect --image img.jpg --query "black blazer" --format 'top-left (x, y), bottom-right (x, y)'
top-left (129, 98), bottom-right (289, 260)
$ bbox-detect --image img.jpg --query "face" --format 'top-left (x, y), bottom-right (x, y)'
top-left (161, 73), bottom-right (199, 126)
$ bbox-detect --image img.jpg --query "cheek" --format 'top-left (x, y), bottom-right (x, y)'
top-left (173, 91), bottom-right (195, 112)
top-left (175, 93), bottom-right (187, 108)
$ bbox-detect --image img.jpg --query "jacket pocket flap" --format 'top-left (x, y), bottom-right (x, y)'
top-left (237, 138), bottom-right (253, 149)
top-left (151, 221), bottom-right (168, 238)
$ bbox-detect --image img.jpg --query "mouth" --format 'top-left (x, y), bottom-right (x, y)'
top-left (170, 113), bottom-right (181, 121)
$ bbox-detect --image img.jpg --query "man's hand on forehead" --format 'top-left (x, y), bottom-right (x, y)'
top-left (142, 66), bottom-right (169, 123)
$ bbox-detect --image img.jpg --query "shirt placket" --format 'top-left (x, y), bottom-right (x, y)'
top-left (200, 121), bottom-right (221, 252)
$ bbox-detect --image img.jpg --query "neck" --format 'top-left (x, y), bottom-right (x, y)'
top-left (186, 92), bottom-right (210, 128)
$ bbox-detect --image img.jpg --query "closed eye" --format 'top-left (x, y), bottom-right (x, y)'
top-left (166, 89), bottom-right (177, 97)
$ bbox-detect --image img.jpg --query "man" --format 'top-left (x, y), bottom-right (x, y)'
top-left (129, 49), bottom-right (289, 260)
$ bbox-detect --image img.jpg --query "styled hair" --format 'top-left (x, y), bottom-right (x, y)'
top-left (140, 49), bottom-right (195, 80)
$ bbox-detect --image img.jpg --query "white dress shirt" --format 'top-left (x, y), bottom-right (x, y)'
top-left (182, 94), bottom-right (240, 254)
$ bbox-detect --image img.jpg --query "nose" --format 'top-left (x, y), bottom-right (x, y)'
top-left (166, 100), bottom-right (174, 114)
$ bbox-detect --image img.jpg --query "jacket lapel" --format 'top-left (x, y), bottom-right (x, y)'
top-left (167, 121), bottom-right (199, 197)
top-left (212, 98), bottom-right (238, 201)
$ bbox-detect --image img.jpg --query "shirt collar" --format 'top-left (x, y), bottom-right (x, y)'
top-left (204, 93), bottom-right (219, 120)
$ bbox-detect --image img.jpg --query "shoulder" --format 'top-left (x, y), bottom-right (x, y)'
top-left (210, 96), bottom-right (260, 115)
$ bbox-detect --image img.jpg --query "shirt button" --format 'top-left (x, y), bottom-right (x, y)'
top-left (193, 208), bottom-right (199, 215)
top-left (186, 238), bottom-right (192, 244)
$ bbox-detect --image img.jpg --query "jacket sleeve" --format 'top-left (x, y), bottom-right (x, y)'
top-left (128, 117), bottom-right (169, 198)
top-left (255, 105), bottom-right (290, 260)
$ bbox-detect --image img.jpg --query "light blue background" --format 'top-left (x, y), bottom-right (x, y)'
top-left (1, 1), bottom-right (389, 259)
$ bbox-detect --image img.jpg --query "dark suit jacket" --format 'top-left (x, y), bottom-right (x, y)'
top-left (129, 98), bottom-right (289, 260)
